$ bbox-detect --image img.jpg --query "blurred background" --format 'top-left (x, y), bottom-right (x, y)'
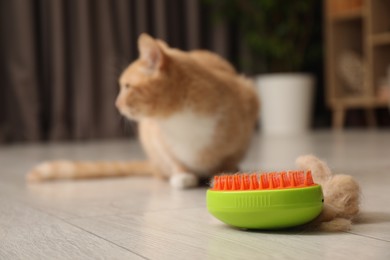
top-left (0, 0), bottom-right (389, 143)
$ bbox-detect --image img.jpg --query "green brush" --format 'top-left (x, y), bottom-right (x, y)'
top-left (207, 171), bottom-right (323, 229)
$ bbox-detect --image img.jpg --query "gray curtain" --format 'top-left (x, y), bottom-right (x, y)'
top-left (0, 0), bottom-right (242, 143)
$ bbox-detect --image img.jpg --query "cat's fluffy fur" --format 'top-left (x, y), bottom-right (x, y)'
top-left (27, 34), bottom-right (259, 189)
top-left (296, 155), bottom-right (361, 231)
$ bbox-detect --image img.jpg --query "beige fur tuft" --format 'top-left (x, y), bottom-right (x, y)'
top-left (296, 154), bottom-right (332, 183)
top-left (296, 155), bottom-right (361, 231)
top-left (319, 218), bottom-right (352, 232)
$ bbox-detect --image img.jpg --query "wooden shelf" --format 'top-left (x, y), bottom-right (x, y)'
top-left (371, 33), bottom-right (390, 46)
top-left (329, 96), bottom-right (388, 108)
top-left (343, 97), bottom-right (388, 107)
top-left (325, 0), bottom-right (390, 129)
top-left (329, 8), bottom-right (363, 22)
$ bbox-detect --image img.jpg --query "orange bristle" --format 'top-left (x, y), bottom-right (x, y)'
top-left (243, 174), bottom-right (250, 190)
top-left (222, 176), bottom-right (228, 190)
top-left (212, 170), bottom-right (317, 191)
top-left (226, 175), bottom-right (232, 190)
top-left (289, 171), bottom-right (296, 187)
top-left (249, 174), bottom-right (257, 189)
top-left (305, 170), bottom-right (314, 186)
top-left (214, 176), bottom-right (220, 190)
top-left (272, 173), bottom-right (278, 186)
top-left (260, 173), bottom-right (269, 189)
top-left (239, 175), bottom-right (245, 190)
top-left (269, 173), bottom-right (275, 189)
top-left (231, 175), bottom-right (237, 190)
top-left (280, 171), bottom-right (289, 187)
top-left (294, 171), bottom-right (304, 185)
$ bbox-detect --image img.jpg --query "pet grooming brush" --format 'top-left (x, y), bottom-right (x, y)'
top-left (207, 171), bottom-right (323, 229)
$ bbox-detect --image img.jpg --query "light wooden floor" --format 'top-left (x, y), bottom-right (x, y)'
top-left (0, 131), bottom-right (389, 259)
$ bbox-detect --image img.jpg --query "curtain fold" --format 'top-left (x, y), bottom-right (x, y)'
top-left (1, 0), bottom-right (41, 142)
top-left (43, 0), bottom-right (68, 140)
top-left (1, 0), bottom-right (240, 143)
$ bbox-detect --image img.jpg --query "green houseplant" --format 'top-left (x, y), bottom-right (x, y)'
top-left (207, 0), bottom-right (321, 73)
top-left (206, 0), bottom-right (322, 135)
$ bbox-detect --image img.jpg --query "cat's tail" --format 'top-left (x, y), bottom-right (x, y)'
top-left (26, 160), bottom-right (156, 182)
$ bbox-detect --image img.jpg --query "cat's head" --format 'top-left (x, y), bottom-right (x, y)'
top-left (116, 34), bottom-right (183, 121)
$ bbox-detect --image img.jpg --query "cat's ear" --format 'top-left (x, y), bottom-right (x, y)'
top-left (156, 39), bottom-right (169, 50)
top-left (138, 33), bottom-right (166, 71)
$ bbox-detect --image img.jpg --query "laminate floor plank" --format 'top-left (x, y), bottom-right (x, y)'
top-left (0, 196), bottom-right (145, 260)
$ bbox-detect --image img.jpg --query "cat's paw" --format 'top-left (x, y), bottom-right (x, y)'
top-left (169, 173), bottom-right (198, 189)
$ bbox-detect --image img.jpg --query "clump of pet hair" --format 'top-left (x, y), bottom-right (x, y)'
top-left (296, 155), bottom-right (361, 231)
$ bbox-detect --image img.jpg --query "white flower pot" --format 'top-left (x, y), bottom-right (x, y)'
top-left (256, 73), bottom-right (315, 135)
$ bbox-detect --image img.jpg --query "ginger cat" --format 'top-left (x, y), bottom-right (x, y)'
top-left (27, 33), bottom-right (259, 189)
